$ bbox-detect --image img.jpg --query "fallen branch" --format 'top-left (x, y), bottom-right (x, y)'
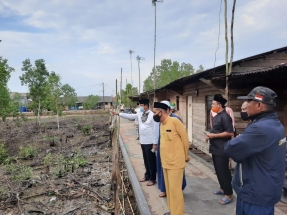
top-left (70, 176), bottom-right (104, 203)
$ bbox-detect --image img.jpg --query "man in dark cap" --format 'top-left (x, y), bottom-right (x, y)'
top-left (205, 94), bottom-right (234, 205)
top-left (153, 102), bottom-right (189, 215)
top-left (112, 99), bottom-right (158, 186)
top-left (224, 86), bottom-right (286, 215)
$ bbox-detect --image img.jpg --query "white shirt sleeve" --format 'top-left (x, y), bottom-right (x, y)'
top-left (119, 113), bottom-right (138, 120)
top-left (148, 112), bottom-right (158, 144)
top-left (154, 121), bottom-right (160, 144)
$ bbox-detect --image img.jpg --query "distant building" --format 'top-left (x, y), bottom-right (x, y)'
top-left (10, 92), bottom-right (31, 112)
top-left (67, 96), bottom-right (114, 110)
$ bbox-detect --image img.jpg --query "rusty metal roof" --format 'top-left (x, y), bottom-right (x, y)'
top-left (231, 63), bottom-right (287, 76)
top-left (138, 46), bottom-right (287, 95)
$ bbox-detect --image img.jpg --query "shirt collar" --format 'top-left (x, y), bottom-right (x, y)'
top-left (144, 109), bottom-right (150, 114)
top-left (162, 115), bottom-right (170, 125)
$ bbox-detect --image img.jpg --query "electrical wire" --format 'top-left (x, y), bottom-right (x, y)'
top-left (213, 0), bottom-right (223, 72)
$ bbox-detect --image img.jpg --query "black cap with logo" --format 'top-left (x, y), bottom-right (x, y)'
top-left (237, 86), bottom-right (277, 105)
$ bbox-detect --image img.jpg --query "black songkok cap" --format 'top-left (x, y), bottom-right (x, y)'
top-left (153, 102), bottom-right (168, 110)
top-left (213, 94), bottom-right (227, 106)
top-left (139, 99), bottom-right (149, 105)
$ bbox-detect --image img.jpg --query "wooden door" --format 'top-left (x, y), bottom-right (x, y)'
top-left (187, 96), bottom-right (193, 142)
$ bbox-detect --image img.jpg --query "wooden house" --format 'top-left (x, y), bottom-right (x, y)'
top-left (67, 96), bottom-right (114, 110)
top-left (133, 46), bottom-right (287, 155)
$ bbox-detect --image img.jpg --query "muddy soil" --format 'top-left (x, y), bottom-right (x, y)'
top-left (0, 115), bottom-right (118, 215)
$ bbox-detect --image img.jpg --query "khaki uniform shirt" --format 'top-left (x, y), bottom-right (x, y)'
top-left (160, 116), bottom-right (189, 169)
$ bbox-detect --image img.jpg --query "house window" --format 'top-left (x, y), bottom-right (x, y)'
top-left (206, 95), bottom-right (213, 131)
top-left (176, 96), bottom-right (179, 110)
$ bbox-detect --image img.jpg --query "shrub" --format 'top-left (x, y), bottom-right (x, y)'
top-left (0, 143), bottom-right (9, 164)
top-left (43, 153), bottom-right (53, 166)
top-left (0, 187), bottom-right (8, 201)
top-left (19, 146), bottom-right (37, 159)
top-left (69, 154), bottom-right (88, 169)
top-left (53, 154), bottom-right (68, 178)
top-left (5, 164), bottom-right (32, 181)
top-left (82, 125), bottom-right (92, 135)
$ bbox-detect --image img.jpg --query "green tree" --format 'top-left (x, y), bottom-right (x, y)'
top-left (61, 84), bottom-right (77, 107)
top-left (0, 57), bottom-right (15, 122)
top-left (0, 85), bottom-right (11, 122)
top-left (143, 59), bottom-right (194, 92)
top-left (9, 93), bottom-right (21, 119)
top-left (83, 95), bottom-right (100, 110)
top-left (45, 72), bottom-right (77, 129)
top-left (45, 72), bottom-right (62, 129)
top-left (121, 83), bottom-right (137, 107)
top-left (19, 59), bottom-right (50, 125)
top-left (196, 65), bottom-right (205, 73)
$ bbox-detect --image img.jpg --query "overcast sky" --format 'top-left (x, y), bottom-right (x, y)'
top-left (1, 0), bottom-right (286, 97)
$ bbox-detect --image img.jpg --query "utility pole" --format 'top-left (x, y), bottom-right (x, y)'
top-left (116, 79), bottom-right (118, 108)
top-left (129, 50), bottom-right (134, 95)
top-left (102, 82), bottom-right (105, 110)
top-left (136, 55), bottom-right (145, 94)
top-left (120, 69), bottom-right (122, 105)
top-left (152, 0), bottom-right (163, 101)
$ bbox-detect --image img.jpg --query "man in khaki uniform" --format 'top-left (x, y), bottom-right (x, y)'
top-left (153, 102), bottom-right (190, 215)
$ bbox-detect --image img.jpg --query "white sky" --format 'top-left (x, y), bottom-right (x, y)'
top-left (1, 0), bottom-right (286, 96)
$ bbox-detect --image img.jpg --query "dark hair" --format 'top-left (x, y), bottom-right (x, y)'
top-left (216, 101), bottom-right (225, 108)
top-left (144, 103), bottom-right (149, 108)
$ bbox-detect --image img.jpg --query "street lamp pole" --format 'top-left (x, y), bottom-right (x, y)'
top-left (136, 56), bottom-right (145, 95)
top-left (129, 50), bottom-right (135, 95)
top-left (152, 0), bottom-right (163, 101)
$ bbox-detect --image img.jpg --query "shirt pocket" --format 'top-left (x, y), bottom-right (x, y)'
top-left (164, 131), bottom-right (172, 141)
top-left (212, 122), bottom-right (223, 132)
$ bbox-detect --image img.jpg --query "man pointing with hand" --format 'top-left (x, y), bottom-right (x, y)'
top-left (112, 99), bottom-right (158, 186)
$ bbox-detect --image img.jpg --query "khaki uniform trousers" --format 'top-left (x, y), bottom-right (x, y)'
top-left (163, 168), bottom-right (185, 215)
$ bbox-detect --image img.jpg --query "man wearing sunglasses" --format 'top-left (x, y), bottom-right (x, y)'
top-left (224, 86), bottom-right (286, 215)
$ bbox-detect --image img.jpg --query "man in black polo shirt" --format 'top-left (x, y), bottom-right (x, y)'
top-left (205, 94), bottom-right (234, 205)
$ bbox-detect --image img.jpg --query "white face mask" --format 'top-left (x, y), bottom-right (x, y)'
top-left (140, 107), bottom-right (144, 112)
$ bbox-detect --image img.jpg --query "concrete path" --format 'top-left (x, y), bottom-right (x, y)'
top-left (119, 118), bottom-right (286, 215)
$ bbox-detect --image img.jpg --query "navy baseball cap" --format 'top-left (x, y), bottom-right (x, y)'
top-left (237, 86), bottom-right (277, 105)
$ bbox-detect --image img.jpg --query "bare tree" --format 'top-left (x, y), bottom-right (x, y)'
top-left (229, 0), bottom-right (237, 74)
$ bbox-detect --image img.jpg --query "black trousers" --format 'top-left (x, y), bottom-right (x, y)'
top-left (212, 154), bottom-right (233, 195)
top-left (141, 144), bottom-right (157, 182)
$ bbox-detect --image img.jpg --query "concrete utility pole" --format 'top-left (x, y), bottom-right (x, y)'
top-left (102, 82), bottom-right (105, 110)
top-left (120, 69), bottom-right (122, 104)
top-left (116, 79), bottom-right (118, 107)
top-left (152, 0), bottom-right (163, 101)
top-left (136, 55), bottom-right (145, 94)
top-left (129, 50), bottom-right (134, 95)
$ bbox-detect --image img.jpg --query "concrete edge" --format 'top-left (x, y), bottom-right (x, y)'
top-left (119, 135), bottom-right (152, 215)
top-left (188, 151), bottom-right (215, 171)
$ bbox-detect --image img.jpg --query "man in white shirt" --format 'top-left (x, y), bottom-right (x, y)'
top-left (112, 99), bottom-right (158, 186)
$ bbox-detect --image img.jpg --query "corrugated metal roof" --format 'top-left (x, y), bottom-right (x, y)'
top-left (139, 46), bottom-right (287, 95)
top-left (76, 96), bottom-right (113, 103)
top-left (231, 63), bottom-right (287, 76)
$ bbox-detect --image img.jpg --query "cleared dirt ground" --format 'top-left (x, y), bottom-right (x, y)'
top-left (0, 114), bottom-right (119, 215)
